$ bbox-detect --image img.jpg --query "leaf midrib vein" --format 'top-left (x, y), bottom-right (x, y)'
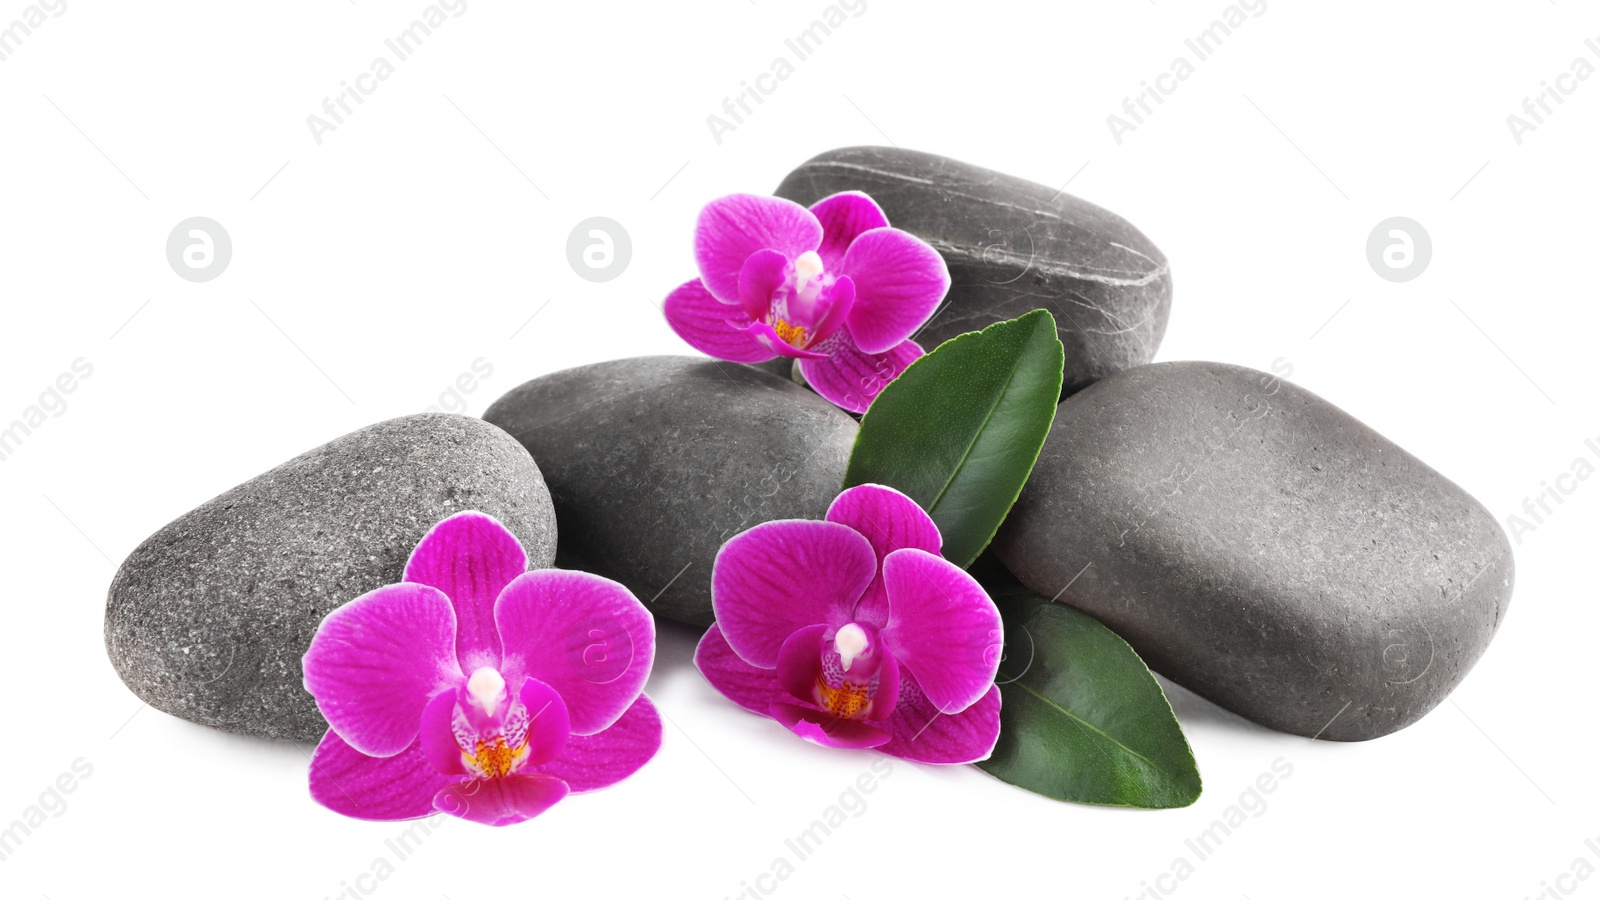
top-left (925, 353), bottom-right (1022, 514)
top-left (1010, 679), bottom-right (1180, 781)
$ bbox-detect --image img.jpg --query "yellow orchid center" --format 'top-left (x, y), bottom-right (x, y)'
top-left (815, 677), bottom-right (873, 719)
top-left (772, 318), bottom-right (808, 348)
top-left (468, 735), bottom-right (529, 778)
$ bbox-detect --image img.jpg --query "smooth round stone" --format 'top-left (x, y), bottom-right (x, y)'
top-left (104, 414), bottom-right (556, 742)
top-left (992, 362), bottom-right (1513, 741)
top-left (775, 146), bottom-right (1171, 396)
top-left (747, 357), bottom-right (798, 383)
top-left (483, 356), bottom-right (857, 626)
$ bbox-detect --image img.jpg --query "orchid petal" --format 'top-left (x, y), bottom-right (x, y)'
top-left (738, 248), bottom-right (790, 322)
top-left (695, 194), bottom-right (822, 303)
top-left (810, 192), bottom-right (889, 273)
top-left (531, 694), bottom-right (662, 793)
top-left (774, 623), bottom-right (831, 706)
top-left (404, 511), bottom-right (528, 672)
top-left (420, 689), bottom-right (468, 776)
top-left (695, 623), bottom-right (784, 715)
top-left (840, 227), bottom-right (950, 354)
top-left (880, 676), bottom-right (1001, 765)
top-left (880, 548), bottom-right (1003, 713)
top-left (791, 275), bottom-right (856, 349)
top-left (865, 643), bottom-right (901, 723)
top-left (769, 701), bottom-right (892, 749)
top-left (826, 484), bottom-right (941, 627)
top-left (433, 774), bottom-right (569, 827)
top-left (514, 677), bottom-right (573, 768)
top-left (711, 519), bottom-right (877, 668)
top-left (495, 569), bottom-right (654, 736)
top-left (664, 279), bottom-right (773, 364)
top-left (302, 582), bottom-right (463, 758)
top-left (797, 334), bottom-right (923, 415)
top-left (309, 730), bottom-right (461, 822)
top-left (806, 272), bottom-right (857, 344)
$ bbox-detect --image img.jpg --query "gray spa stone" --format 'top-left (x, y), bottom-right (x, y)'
top-left (991, 361), bottom-right (1513, 741)
top-left (775, 146), bottom-right (1171, 395)
top-left (747, 357), bottom-right (798, 383)
top-left (483, 356), bottom-right (857, 626)
top-left (104, 414), bottom-right (557, 742)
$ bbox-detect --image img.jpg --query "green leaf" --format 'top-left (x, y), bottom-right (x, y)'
top-left (977, 590), bottom-right (1203, 808)
top-left (844, 310), bottom-right (1063, 568)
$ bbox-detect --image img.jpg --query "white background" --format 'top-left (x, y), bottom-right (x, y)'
top-left (2, 2), bottom-right (1596, 898)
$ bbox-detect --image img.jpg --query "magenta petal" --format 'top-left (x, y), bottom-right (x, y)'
top-left (775, 623), bottom-right (830, 704)
top-left (826, 484), bottom-right (942, 627)
top-left (531, 694), bottom-right (662, 793)
top-left (840, 227), bottom-right (950, 354)
top-left (404, 511), bottom-right (528, 672)
top-left (695, 194), bottom-right (822, 303)
top-left (745, 321), bottom-right (829, 360)
top-left (712, 519), bottom-right (877, 668)
top-left (794, 275), bottom-right (856, 349)
top-left (514, 677), bottom-right (572, 767)
top-left (433, 774), bottom-right (569, 826)
top-left (695, 623), bottom-right (784, 715)
top-left (810, 192), bottom-right (889, 273)
top-left (879, 676), bottom-right (1001, 765)
top-left (770, 701), bottom-right (892, 749)
top-left (879, 549), bottom-right (1003, 714)
top-left (797, 334), bottom-right (923, 415)
top-left (420, 689), bottom-right (467, 775)
top-left (310, 730), bottom-right (460, 821)
top-left (495, 569), bottom-right (654, 736)
top-left (738, 248), bottom-right (790, 322)
top-left (303, 583), bottom-right (464, 758)
top-left (866, 643), bottom-right (901, 723)
top-left (664, 279), bottom-right (773, 364)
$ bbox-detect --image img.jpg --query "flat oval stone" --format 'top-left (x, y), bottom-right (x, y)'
top-left (104, 414), bottom-right (556, 742)
top-left (992, 361), bottom-right (1513, 741)
top-left (483, 356), bottom-right (857, 626)
top-left (775, 146), bottom-right (1171, 396)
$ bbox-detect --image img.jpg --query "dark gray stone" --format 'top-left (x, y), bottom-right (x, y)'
top-left (992, 361), bottom-right (1513, 741)
top-left (483, 356), bottom-right (857, 626)
top-left (747, 357), bottom-right (797, 383)
top-left (104, 414), bottom-right (557, 742)
top-left (775, 146), bottom-right (1171, 396)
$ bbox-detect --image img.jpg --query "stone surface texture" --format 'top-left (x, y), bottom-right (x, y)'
top-left (105, 413), bottom-right (556, 741)
top-left (775, 146), bottom-right (1171, 395)
top-left (992, 361), bottom-right (1513, 741)
top-left (483, 356), bottom-right (857, 626)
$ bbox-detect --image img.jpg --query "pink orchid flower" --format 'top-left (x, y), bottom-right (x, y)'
top-left (696, 484), bottom-right (1003, 763)
top-left (302, 511), bottom-right (659, 826)
top-left (663, 192), bottom-right (950, 414)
